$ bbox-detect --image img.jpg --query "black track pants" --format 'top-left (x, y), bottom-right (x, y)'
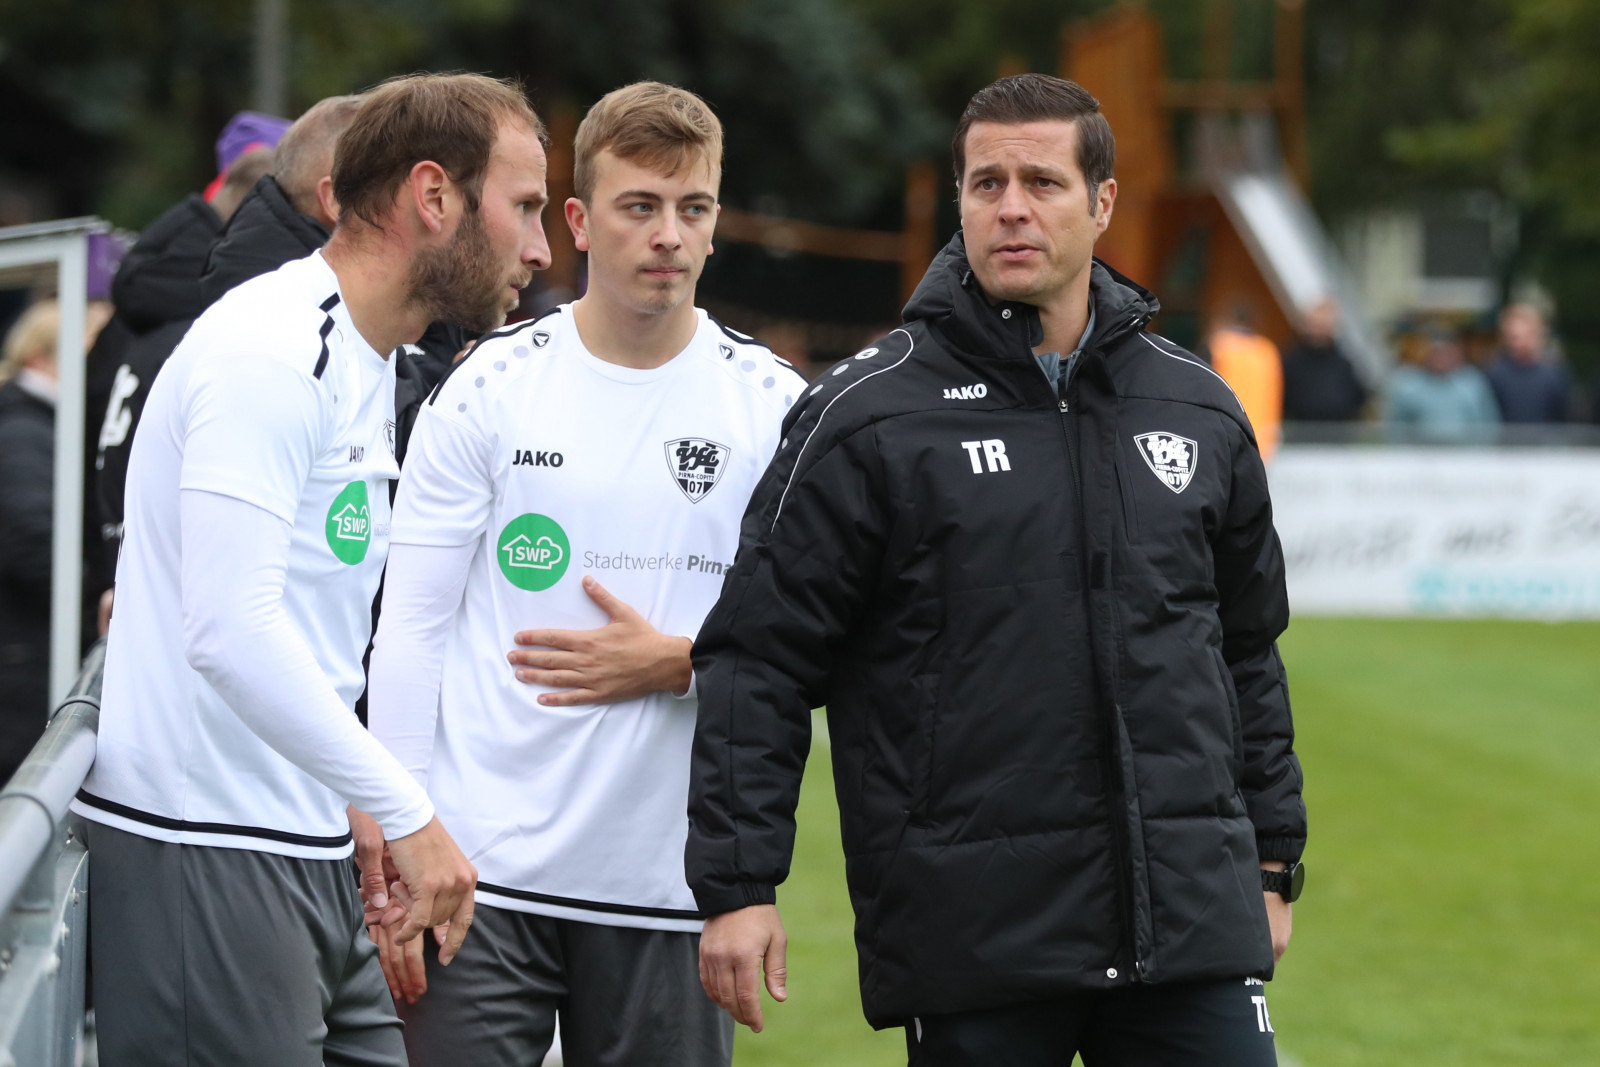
top-left (905, 978), bottom-right (1279, 1067)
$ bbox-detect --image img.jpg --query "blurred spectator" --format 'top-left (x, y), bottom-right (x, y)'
top-left (1484, 303), bottom-right (1570, 423)
top-left (93, 139), bottom-right (281, 543)
top-left (0, 302), bottom-right (62, 782)
top-left (199, 95), bottom-right (363, 303)
top-left (1207, 303), bottom-right (1283, 461)
top-left (1385, 328), bottom-right (1500, 444)
top-left (1282, 298), bottom-right (1368, 422)
top-left (200, 111), bottom-right (292, 204)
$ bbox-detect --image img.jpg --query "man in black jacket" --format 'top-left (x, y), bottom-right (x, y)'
top-left (689, 74), bottom-right (1305, 1065)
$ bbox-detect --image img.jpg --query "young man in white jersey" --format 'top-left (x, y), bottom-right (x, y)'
top-left (367, 82), bottom-right (806, 1065)
top-left (71, 74), bottom-right (552, 1066)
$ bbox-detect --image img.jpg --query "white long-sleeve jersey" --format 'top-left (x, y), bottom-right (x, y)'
top-left (73, 252), bottom-right (434, 857)
top-left (369, 305), bottom-right (803, 930)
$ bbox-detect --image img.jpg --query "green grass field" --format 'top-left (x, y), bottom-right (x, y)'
top-left (731, 618), bottom-right (1600, 1066)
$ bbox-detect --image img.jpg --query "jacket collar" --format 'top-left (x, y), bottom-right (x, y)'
top-left (902, 230), bottom-right (1160, 362)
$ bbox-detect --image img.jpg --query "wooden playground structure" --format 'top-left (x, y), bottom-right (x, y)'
top-left (539, 0), bottom-right (1364, 370)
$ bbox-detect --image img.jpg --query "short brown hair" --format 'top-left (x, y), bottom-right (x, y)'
top-left (952, 74), bottom-right (1115, 192)
top-left (573, 82), bottom-right (723, 203)
top-left (332, 73), bottom-right (544, 229)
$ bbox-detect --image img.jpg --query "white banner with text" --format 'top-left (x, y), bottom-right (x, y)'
top-left (1269, 446), bottom-right (1600, 619)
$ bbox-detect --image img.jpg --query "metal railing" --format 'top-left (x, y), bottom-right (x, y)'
top-left (0, 641), bottom-right (105, 1067)
top-left (1281, 420), bottom-right (1600, 448)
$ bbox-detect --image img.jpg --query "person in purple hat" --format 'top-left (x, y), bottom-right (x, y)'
top-left (201, 110), bottom-right (292, 203)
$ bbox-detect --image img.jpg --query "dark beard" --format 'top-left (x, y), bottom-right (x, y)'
top-left (405, 207), bottom-right (510, 333)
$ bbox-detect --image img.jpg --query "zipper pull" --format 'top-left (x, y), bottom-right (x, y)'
top-left (1058, 399), bottom-right (1070, 413)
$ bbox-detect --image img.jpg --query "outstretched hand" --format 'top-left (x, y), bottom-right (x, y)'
top-left (507, 576), bottom-right (692, 705)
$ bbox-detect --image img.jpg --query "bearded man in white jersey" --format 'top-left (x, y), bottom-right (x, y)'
top-left (367, 82), bottom-right (805, 1066)
top-left (72, 73), bottom-right (552, 1067)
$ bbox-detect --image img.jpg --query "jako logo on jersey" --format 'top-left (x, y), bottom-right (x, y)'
top-left (665, 438), bottom-right (731, 503)
top-left (513, 449), bottom-right (564, 467)
top-left (943, 383), bottom-right (988, 400)
top-left (531, 331), bottom-right (551, 348)
top-left (325, 481), bottom-right (372, 565)
top-left (960, 439), bottom-right (1011, 474)
top-left (497, 513), bottom-right (570, 591)
top-left (719, 344), bottom-right (734, 361)
top-left (1134, 432), bottom-right (1198, 493)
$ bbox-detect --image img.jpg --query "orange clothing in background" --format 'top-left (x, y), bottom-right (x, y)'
top-left (1208, 327), bottom-right (1283, 462)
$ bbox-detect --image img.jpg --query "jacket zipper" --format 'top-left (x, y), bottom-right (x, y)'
top-left (1057, 359), bottom-right (1151, 983)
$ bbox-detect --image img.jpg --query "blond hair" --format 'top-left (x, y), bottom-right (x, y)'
top-left (573, 82), bottom-right (723, 202)
top-left (0, 300), bottom-right (59, 384)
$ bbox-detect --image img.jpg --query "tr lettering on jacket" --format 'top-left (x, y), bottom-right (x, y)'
top-left (513, 449), bottom-right (565, 468)
top-left (960, 439), bottom-right (1010, 474)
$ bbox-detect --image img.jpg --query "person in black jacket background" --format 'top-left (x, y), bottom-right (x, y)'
top-left (1281, 298), bottom-right (1368, 423)
top-left (690, 74), bottom-right (1304, 1065)
top-left (92, 145), bottom-right (276, 538)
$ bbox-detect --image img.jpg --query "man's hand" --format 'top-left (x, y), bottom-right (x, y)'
top-left (97, 588), bottom-right (114, 636)
top-left (1262, 862), bottom-right (1293, 963)
top-left (381, 816), bottom-right (477, 964)
top-left (507, 576), bottom-right (692, 705)
top-left (699, 904), bottom-right (788, 1033)
top-left (348, 806), bottom-right (393, 920)
top-left (370, 921), bottom-right (448, 1004)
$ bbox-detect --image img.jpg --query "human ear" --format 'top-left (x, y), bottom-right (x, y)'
top-left (408, 161), bottom-right (452, 235)
top-left (565, 198), bottom-right (591, 253)
top-left (1093, 177), bottom-right (1117, 234)
top-left (314, 176), bottom-right (340, 228)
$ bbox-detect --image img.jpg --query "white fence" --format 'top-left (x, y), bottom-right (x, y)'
top-left (1271, 445), bottom-right (1600, 619)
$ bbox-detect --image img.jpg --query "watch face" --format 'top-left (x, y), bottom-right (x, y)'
top-left (1288, 862), bottom-right (1306, 903)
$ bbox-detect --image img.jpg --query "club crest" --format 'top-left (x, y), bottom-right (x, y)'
top-left (664, 438), bottom-right (732, 503)
top-left (1134, 431), bottom-right (1198, 493)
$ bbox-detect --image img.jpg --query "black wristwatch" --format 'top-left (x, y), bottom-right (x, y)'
top-left (1261, 862), bottom-right (1305, 903)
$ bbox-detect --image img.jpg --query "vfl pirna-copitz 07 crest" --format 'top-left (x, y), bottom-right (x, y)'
top-left (664, 438), bottom-right (731, 503)
top-left (1134, 431), bottom-right (1198, 493)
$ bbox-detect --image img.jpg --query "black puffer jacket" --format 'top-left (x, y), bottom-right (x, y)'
top-left (94, 194), bottom-right (221, 532)
top-left (687, 233), bottom-right (1304, 1027)
top-left (198, 175), bottom-right (329, 307)
top-left (0, 379), bottom-right (56, 780)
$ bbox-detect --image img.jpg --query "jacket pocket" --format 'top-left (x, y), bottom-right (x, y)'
top-left (907, 672), bottom-right (941, 824)
top-left (1114, 447), bottom-right (1142, 543)
top-left (1211, 647), bottom-right (1245, 776)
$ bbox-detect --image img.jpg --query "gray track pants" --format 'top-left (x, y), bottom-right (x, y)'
top-left (399, 902), bottom-right (733, 1067)
top-left (87, 822), bottom-right (406, 1067)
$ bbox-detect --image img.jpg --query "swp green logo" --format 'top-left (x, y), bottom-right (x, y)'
top-left (325, 481), bottom-right (372, 565)
top-left (496, 513), bottom-right (570, 592)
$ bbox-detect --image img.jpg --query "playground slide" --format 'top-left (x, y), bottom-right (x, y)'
top-left (1214, 170), bottom-right (1391, 386)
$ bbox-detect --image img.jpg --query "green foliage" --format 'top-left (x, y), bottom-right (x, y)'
top-left (1299, 0), bottom-right (1510, 219)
